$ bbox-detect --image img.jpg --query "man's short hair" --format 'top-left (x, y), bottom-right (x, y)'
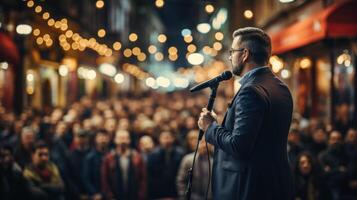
top-left (31, 140), bottom-right (48, 153)
top-left (233, 27), bottom-right (271, 65)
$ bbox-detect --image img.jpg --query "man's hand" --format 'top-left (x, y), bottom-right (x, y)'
top-left (198, 108), bottom-right (217, 132)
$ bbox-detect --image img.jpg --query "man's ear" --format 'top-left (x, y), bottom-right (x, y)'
top-left (242, 49), bottom-right (249, 63)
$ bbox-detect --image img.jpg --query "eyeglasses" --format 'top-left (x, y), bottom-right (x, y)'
top-left (229, 48), bottom-right (245, 56)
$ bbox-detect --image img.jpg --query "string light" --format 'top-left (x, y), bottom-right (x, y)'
top-left (96, 0), bottom-right (105, 9)
top-left (244, 10), bottom-right (254, 19)
top-left (155, 0), bottom-right (164, 8)
top-left (158, 34), bottom-right (167, 43)
top-left (113, 42), bottom-right (122, 51)
top-left (205, 4), bottom-right (215, 13)
top-left (129, 33), bottom-right (138, 42)
top-left (97, 29), bottom-right (106, 38)
top-left (148, 45), bottom-right (157, 54)
top-left (215, 32), bottom-right (224, 41)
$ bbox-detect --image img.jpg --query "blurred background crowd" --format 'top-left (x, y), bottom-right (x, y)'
top-left (0, 91), bottom-right (356, 200)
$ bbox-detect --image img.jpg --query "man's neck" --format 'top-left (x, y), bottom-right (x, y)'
top-left (241, 62), bottom-right (265, 77)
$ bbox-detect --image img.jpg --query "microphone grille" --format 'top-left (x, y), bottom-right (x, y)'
top-left (221, 71), bottom-right (233, 80)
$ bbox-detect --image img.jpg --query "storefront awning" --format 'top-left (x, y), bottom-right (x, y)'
top-left (269, 0), bottom-right (357, 54)
top-left (0, 31), bottom-right (20, 65)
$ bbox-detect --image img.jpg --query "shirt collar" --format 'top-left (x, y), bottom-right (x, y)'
top-left (239, 66), bottom-right (269, 85)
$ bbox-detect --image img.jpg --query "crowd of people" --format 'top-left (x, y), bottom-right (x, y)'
top-left (0, 91), bottom-right (356, 200)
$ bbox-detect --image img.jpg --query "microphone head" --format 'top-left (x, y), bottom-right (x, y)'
top-left (220, 71), bottom-right (233, 80)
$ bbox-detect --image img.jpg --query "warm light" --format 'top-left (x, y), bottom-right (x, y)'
top-left (173, 77), bottom-right (189, 88)
top-left (96, 0), bottom-right (105, 9)
top-left (59, 65), bottom-right (69, 77)
top-left (42, 12), bottom-right (50, 20)
top-left (184, 35), bottom-right (193, 43)
top-left (45, 39), bottom-right (53, 47)
top-left (205, 4), bottom-right (215, 13)
top-left (35, 6), bottom-right (42, 13)
top-left (181, 29), bottom-right (191, 37)
top-left (55, 21), bottom-right (61, 29)
top-left (169, 54), bottom-right (178, 61)
top-left (63, 44), bottom-right (71, 51)
top-left (168, 47), bottom-right (178, 55)
top-left (197, 23), bottom-right (211, 34)
top-left (43, 34), bottom-right (50, 41)
top-left (158, 34), bottom-right (167, 43)
top-left (113, 42), bottom-right (122, 50)
top-left (146, 77), bottom-right (156, 88)
top-left (156, 76), bottom-right (171, 88)
top-left (155, 0), bottom-right (164, 8)
top-left (59, 34), bottom-right (66, 42)
top-left (36, 37), bottom-right (44, 45)
top-left (65, 30), bottom-right (73, 38)
top-left (61, 18), bottom-right (68, 24)
top-left (132, 47), bottom-right (141, 56)
top-left (87, 70), bottom-right (97, 80)
top-left (60, 24), bottom-right (68, 31)
top-left (270, 55), bottom-right (284, 73)
top-left (215, 32), bottom-right (224, 41)
top-left (16, 24), bottom-right (32, 35)
top-left (281, 69), bottom-right (291, 79)
top-left (187, 44), bottom-right (197, 53)
top-left (99, 63), bottom-right (117, 77)
top-left (210, 49), bottom-right (218, 57)
top-left (72, 33), bottom-right (80, 41)
top-left (71, 42), bottom-right (79, 50)
top-left (138, 53), bottom-right (147, 62)
top-left (202, 46), bottom-right (212, 55)
top-left (187, 53), bottom-right (204, 65)
top-left (148, 45), bottom-right (157, 54)
top-left (129, 33), bottom-right (138, 42)
top-left (123, 49), bottom-right (132, 57)
top-left (279, 0), bottom-right (295, 3)
top-left (114, 73), bottom-right (125, 84)
top-left (244, 10), bottom-right (254, 19)
top-left (26, 73), bottom-right (34, 82)
top-left (33, 29), bottom-right (40, 36)
top-left (213, 42), bottom-right (222, 51)
top-left (27, 0), bottom-right (34, 8)
top-left (300, 57), bottom-right (312, 69)
top-left (97, 29), bottom-right (106, 38)
top-left (47, 19), bottom-right (55, 26)
top-left (154, 52), bottom-right (164, 61)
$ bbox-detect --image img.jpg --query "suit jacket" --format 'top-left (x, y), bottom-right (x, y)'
top-left (205, 67), bottom-right (294, 200)
top-left (101, 149), bottom-right (147, 200)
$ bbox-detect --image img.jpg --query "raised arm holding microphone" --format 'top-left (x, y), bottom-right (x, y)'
top-left (198, 27), bottom-right (294, 200)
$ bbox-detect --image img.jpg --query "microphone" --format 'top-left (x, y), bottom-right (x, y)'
top-left (190, 71), bottom-right (232, 92)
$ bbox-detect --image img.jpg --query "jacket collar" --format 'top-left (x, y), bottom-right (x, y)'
top-left (239, 66), bottom-right (270, 86)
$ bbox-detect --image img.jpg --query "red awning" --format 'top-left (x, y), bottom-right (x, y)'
top-left (0, 31), bottom-right (20, 65)
top-left (269, 0), bottom-right (357, 54)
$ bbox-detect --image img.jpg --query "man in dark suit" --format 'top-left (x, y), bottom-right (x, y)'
top-left (198, 27), bottom-right (294, 200)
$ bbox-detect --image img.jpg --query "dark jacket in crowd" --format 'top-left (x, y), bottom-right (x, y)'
top-left (23, 162), bottom-right (65, 200)
top-left (82, 149), bottom-right (106, 196)
top-left (101, 149), bottom-right (147, 200)
top-left (67, 148), bottom-right (89, 197)
top-left (205, 67), bottom-right (294, 200)
top-left (13, 144), bottom-right (32, 169)
top-left (147, 147), bottom-right (184, 199)
top-left (0, 163), bottom-right (30, 200)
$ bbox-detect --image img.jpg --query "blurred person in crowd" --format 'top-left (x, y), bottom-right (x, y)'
top-left (23, 141), bottom-right (65, 200)
top-left (104, 118), bottom-right (117, 145)
top-left (14, 126), bottom-right (36, 169)
top-left (344, 128), bottom-right (357, 199)
top-left (319, 130), bottom-right (349, 200)
top-left (185, 129), bottom-right (200, 154)
top-left (83, 130), bottom-right (109, 200)
top-left (101, 129), bottom-right (146, 200)
top-left (288, 129), bottom-right (304, 169)
top-left (147, 131), bottom-right (184, 199)
top-left (138, 135), bottom-right (155, 162)
top-left (0, 144), bottom-right (30, 200)
top-left (293, 152), bottom-right (327, 200)
top-left (176, 137), bottom-right (213, 200)
top-left (67, 130), bottom-right (90, 200)
top-left (308, 128), bottom-right (327, 156)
